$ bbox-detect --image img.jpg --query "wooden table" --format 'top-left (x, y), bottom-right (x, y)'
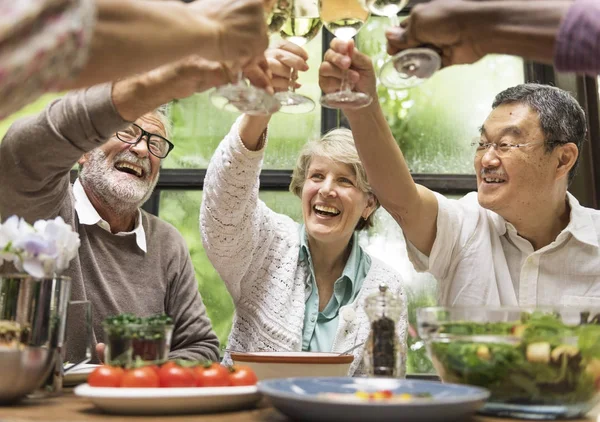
top-left (1, 392), bottom-right (598, 422)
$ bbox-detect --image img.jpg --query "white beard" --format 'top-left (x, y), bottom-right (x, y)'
top-left (79, 149), bottom-right (158, 214)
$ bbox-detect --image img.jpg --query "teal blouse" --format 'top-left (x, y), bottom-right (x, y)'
top-left (298, 225), bottom-right (371, 352)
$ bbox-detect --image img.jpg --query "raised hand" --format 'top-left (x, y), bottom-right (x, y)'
top-left (193, 0), bottom-right (269, 63)
top-left (319, 39), bottom-right (377, 99)
top-left (385, 1), bottom-right (485, 67)
top-left (243, 41), bottom-right (310, 95)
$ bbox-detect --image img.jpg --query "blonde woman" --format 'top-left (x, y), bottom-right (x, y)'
top-left (200, 42), bottom-right (407, 376)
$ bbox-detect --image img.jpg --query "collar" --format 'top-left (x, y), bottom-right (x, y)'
top-left (489, 192), bottom-right (598, 248)
top-left (298, 225), bottom-right (361, 296)
top-left (73, 179), bottom-right (147, 253)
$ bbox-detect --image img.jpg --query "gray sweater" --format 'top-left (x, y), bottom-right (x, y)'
top-left (0, 84), bottom-right (220, 363)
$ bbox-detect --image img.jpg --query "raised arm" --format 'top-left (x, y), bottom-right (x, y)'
top-left (0, 0), bottom-right (268, 118)
top-left (65, 0), bottom-right (269, 89)
top-left (385, 1), bottom-right (577, 69)
top-left (0, 56), bottom-right (230, 222)
top-left (319, 39), bottom-right (438, 255)
top-left (200, 42), bottom-right (309, 300)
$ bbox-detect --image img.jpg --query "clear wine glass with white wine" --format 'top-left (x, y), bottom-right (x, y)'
top-left (209, 1), bottom-right (287, 115)
top-left (367, 0), bottom-right (441, 90)
top-left (319, 0), bottom-right (372, 109)
top-left (276, 0), bottom-right (323, 114)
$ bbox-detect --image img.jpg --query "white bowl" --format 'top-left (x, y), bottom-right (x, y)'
top-left (230, 351), bottom-right (353, 380)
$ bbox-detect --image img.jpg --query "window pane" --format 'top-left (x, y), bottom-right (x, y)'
top-left (357, 17), bottom-right (525, 174)
top-left (165, 34), bottom-right (323, 170)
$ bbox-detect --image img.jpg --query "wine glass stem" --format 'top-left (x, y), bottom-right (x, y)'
top-left (340, 68), bottom-right (352, 93)
top-left (289, 68), bottom-right (298, 93)
top-left (390, 13), bottom-right (399, 28)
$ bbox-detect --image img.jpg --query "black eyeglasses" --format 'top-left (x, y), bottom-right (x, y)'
top-left (115, 123), bottom-right (174, 159)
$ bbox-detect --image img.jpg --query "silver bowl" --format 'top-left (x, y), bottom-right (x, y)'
top-left (0, 347), bottom-right (53, 404)
top-left (0, 274), bottom-right (71, 404)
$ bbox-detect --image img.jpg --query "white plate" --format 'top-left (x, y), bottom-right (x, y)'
top-left (63, 364), bottom-right (99, 387)
top-left (74, 383), bottom-right (261, 415)
top-left (258, 377), bottom-right (490, 422)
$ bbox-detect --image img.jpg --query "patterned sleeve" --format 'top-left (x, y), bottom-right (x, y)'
top-left (554, 0), bottom-right (600, 75)
top-left (0, 0), bottom-right (96, 119)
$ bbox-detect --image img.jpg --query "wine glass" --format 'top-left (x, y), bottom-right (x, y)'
top-left (319, 0), bottom-right (372, 110)
top-left (367, 0), bottom-right (441, 90)
top-left (209, 2), bottom-right (286, 115)
top-left (276, 0), bottom-right (323, 114)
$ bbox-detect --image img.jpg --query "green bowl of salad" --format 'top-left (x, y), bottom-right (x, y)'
top-left (417, 307), bottom-right (600, 420)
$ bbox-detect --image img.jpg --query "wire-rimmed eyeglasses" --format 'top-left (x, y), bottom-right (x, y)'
top-left (115, 123), bottom-right (174, 159)
top-left (470, 138), bottom-right (562, 158)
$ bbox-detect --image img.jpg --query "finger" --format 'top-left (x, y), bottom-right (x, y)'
top-left (96, 343), bottom-right (105, 363)
top-left (245, 65), bottom-right (274, 95)
top-left (272, 40), bottom-right (309, 61)
top-left (329, 38), bottom-right (354, 55)
top-left (319, 62), bottom-right (360, 84)
top-left (319, 61), bottom-right (344, 80)
top-left (319, 75), bottom-right (343, 94)
top-left (266, 48), bottom-right (309, 72)
top-left (385, 27), bottom-right (421, 54)
top-left (267, 57), bottom-right (292, 79)
top-left (323, 49), bottom-right (352, 70)
top-left (271, 77), bottom-right (299, 92)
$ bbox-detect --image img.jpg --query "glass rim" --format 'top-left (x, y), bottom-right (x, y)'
top-left (0, 273), bottom-right (72, 281)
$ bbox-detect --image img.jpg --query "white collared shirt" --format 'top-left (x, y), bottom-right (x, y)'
top-left (407, 192), bottom-right (600, 307)
top-left (73, 179), bottom-right (147, 253)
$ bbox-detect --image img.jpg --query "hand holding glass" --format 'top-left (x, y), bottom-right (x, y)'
top-left (276, 0), bottom-right (323, 114)
top-left (319, 0), bottom-right (372, 109)
top-left (367, 0), bottom-right (441, 89)
top-left (210, 0), bottom-right (285, 115)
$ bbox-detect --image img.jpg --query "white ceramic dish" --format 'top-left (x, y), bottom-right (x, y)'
top-left (74, 383), bottom-right (260, 415)
top-left (63, 364), bottom-right (99, 387)
top-left (230, 351), bottom-right (353, 380)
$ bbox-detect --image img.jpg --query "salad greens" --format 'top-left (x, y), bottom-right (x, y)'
top-left (427, 311), bottom-right (600, 406)
top-left (103, 313), bottom-right (173, 368)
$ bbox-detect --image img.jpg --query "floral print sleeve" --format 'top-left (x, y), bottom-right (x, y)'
top-left (0, 0), bottom-right (96, 119)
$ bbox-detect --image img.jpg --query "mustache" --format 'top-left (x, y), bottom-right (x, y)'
top-left (480, 169), bottom-right (507, 178)
top-left (113, 152), bottom-right (151, 175)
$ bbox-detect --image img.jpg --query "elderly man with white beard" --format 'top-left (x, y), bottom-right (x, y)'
top-left (0, 57), bottom-right (233, 364)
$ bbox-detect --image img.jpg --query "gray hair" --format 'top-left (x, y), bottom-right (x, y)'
top-left (152, 103), bottom-right (172, 139)
top-left (289, 128), bottom-right (379, 231)
top-left (492, 83), bottom-right (587, 185)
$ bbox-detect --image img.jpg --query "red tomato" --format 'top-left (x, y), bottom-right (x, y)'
top-left (146, 364), bottom-right (161, 376)
top-left (120, 367), bottom-right (160, 388)
top-left (88, 365), bottom-right (124, 388)
top-left (193, 362), bottom-right (230, 387)
top-left (228, 365), bottom-right (258, 386)
top-left (158, 363), bottom-right (196, 388)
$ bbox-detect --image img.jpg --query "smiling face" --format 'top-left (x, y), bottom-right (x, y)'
top-left (78, 113), bottom-right (163, 209)
top-left (475, 103), bottom-right (563, 220)
top-left (301, 155), bottom-right (376, 247)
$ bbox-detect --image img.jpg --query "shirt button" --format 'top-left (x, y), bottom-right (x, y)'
top-left (310, 317), bottom-right (316, 323)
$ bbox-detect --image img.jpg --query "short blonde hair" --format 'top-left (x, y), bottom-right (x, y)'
top-left (289, 128), bottom-right (379, 231)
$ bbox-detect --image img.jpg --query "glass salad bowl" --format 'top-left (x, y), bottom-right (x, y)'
top-left (417, 307), bottom-right (600, 420)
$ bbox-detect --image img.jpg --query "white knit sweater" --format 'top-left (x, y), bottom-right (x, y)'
top-left (200, 119), bottom-right (408, 376)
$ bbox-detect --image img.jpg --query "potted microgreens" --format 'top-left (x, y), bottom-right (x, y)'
top-left (103, 313), bottom-right (173, 368)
